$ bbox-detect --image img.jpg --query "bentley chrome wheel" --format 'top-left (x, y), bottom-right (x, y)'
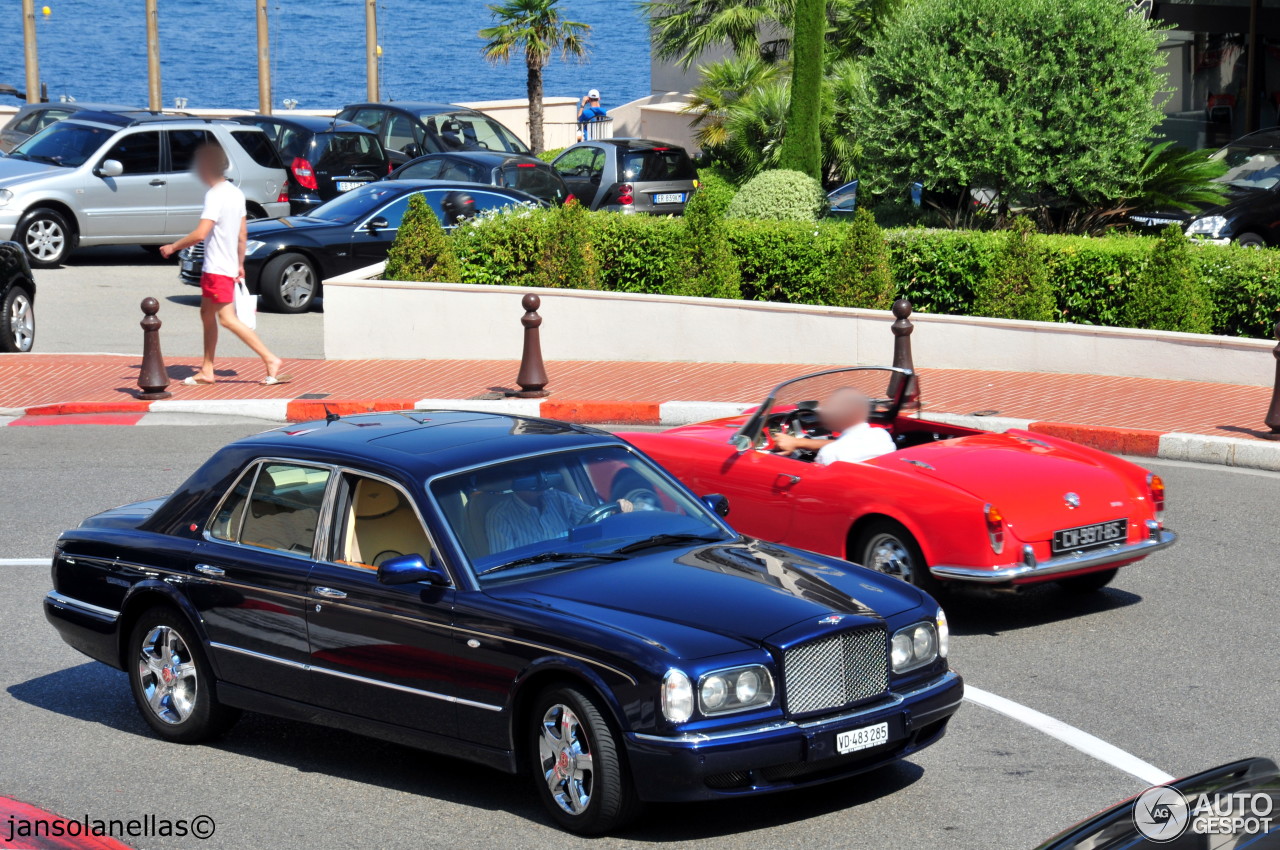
top-left (137, 624), bottom-right (198, 725)
top-left (538, 703), bottom-right (594, 816)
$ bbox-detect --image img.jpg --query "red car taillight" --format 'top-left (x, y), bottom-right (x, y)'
top-left (617, 183), bottom-right (634, 206)
top-left (290, 156), bottom-right (318, 190)
top-left (276, 189), bottom-right (289, 204)
top-left (565, 193), bottom-right (576, 204)
top-left (387, 161), bottom-right (394, 175)
top-left (984, 504), bottom-right (1006, 555)
top-left (1147, 473), bottom-right (1165, 521)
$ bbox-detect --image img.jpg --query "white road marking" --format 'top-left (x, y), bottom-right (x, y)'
top-left (965, 685), bottom-right (1174, 786)
top-left (0, 558), bottom-right (52, 567)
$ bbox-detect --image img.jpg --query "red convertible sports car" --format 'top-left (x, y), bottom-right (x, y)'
top-left (624, 367), bottom-right (1176, 595)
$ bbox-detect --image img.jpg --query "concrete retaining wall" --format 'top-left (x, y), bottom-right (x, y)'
top-left (322, 265), bottom-right (1277, 386)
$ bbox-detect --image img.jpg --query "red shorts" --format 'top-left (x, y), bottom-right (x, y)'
top-left (200, 272), bottom-right (236, 304)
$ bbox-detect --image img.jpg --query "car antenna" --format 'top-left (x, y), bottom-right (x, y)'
top-left (323, 405), bottom-right (341, 424)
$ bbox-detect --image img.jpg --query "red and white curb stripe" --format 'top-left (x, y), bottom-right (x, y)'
top-left (4, 399), bottom-right (1279, 472)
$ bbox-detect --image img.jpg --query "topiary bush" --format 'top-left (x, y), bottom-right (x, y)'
top-left (684, 167), bottom-right (738, 219)
top-left (680, 190), bottom-right (742, 299)
top-left (384, 194), bottom-right (461, 282)
top-left (973, 217), bottom-right (1057, 321)
top-left (1124, 225), bottom-right (1215, 333)
top-left (827, 207), bottom-right (896, 309)
top-left (535, 199), bottom-right (600, 289)
top-left (725, 169), bottom-right (827, 222)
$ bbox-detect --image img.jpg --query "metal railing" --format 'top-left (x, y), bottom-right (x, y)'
top-left (539, 117), bottom-right (615, 149)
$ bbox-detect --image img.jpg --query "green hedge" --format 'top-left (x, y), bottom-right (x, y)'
top-left (443, 209), bottom-right (1280, 338)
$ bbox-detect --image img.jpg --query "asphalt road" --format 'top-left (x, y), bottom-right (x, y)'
top-left (1, 419), bottom-right (1276, 850)
top-left (31, 247), bottom-right (324, 359)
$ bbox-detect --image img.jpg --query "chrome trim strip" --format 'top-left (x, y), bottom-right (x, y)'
top-left (45, 590), bottom-right (120, 621)
top-left (929, 529), bottom-right (1176, 583)
top-left (449, 624), bottom-right (639, 685)
top-left (209, 641), bottom-right (504, 712)
top-left (633, 671), bottom-right (960, 743)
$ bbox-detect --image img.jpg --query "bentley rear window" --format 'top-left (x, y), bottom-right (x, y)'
top-left (210, 461), bottom-right (330, 555)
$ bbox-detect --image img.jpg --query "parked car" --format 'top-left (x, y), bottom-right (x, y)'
top-left (1037, 758), bottom-right (1280, 848)
top-left (389, 151), bottom-right (569, 206)
top-left (178, 180), bottom-right (537, 313)
top-left (551, 139), bottom-right (697, 213)
top-left (827, 180), bottom-right (859, 218)
top-left (43, 410), bottom-right (961, 835)
top-left (0, 112), bottom-right (288, 267)
top-left (1131, 128), bottom-right (1280, 247)
top-left (236, 115), bottom-right (390, 214)
top-left (0, 240), bottom-right (35, 351)
top-left (624, 367), bottom-right (1176, 596)
top-left (0, 102), bottom-right (175, 153)
top-left (336, 102), bottom-right (529, 165)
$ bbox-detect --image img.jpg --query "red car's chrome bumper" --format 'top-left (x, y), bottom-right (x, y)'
top-left (929, 521), bottom-right (1177, 584)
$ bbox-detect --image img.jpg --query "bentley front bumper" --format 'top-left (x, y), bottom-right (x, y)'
top-left (929, 523), bottom-right (1177, 584)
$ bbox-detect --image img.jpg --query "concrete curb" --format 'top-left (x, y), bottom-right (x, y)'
top-left (7, 396), bottom-right (1280, 472)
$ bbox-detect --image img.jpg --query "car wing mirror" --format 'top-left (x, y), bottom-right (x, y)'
top-left (377, 553), bottom-right (449, 586)
top-left (365, 216), bottom-right (389, 234)
top-left (96, 159), bottom-right (124, 178)
top-left (730, 433), bottom-right (754, 453)
top-left (701, 494), bottom-right (730, 518)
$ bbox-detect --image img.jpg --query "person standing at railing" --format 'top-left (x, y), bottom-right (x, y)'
top-left (578, 88), bottom-right (607, 139)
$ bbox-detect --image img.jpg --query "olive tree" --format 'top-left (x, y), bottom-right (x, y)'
top-left (857, 0), bottom-right (1167, 219)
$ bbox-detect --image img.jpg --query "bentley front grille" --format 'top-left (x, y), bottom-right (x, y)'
top-left (783, 626), bottom-right (889, 715)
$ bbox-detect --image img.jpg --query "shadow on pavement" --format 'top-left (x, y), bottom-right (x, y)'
top-left (11, 662), bottom-right (928, 838)
top-left (62, 246), bottom-right (175, 267)
top-left (946, 584), bottom-right (1142, 637)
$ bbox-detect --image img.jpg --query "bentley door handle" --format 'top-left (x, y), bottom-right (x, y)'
top-left (194, 564), bottom-right (225, 577)
top-left (313, 587), bottom-right (348, 600)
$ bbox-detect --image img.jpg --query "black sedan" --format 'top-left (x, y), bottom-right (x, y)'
top-left (390, 151), bottom-right (569, 206)
top-left (1131, 129), bottom-right (1280, 247)
top-left (178, 180), bottom-right (536, 313)
top-left (336, 102), bottom-right (529, 165)
top-left (237, 115), bottom-right (390, 214)
top-left (0, 240), bottom-right (35, 351)
top-left (44, 411), bottom-right (961, 834)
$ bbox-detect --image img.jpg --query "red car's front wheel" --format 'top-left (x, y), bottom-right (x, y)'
top-left (853, 519), bottom-right (945, 597)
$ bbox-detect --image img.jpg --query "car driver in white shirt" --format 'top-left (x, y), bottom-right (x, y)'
top-left (771, 387), bottom-right (896, 465)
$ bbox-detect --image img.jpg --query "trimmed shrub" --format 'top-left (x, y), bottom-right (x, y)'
top-left (827, 208), bottom-right (896, 309)
top-left (685, 167), bottom-right (738, 219)
top-left (973, 217), bottom-right (1057, 321)
top-left (537, 147), bottom-right (565, 163)
top-left (680, 191), bottom-right (742, 299)
top-left (726, 169), bottom-right (827, 222)
top-left (384, 194), bottom-right (461, 282)
top-left (535, 199), bottom-right (600, 289)
top-left (1124, 225), bottom-right (1214, 333)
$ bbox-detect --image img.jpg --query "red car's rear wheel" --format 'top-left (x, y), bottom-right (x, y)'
top-left (854, 519), bottom-right (945, 597)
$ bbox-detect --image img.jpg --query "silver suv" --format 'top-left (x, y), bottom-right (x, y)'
top-left (0, 112), bottom-right (289, 267)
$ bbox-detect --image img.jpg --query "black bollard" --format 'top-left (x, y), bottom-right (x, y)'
top-left (137, 297), bottom-right (172, 400)
top-left (511, 293), bottom-right (551, 398)
top-left (889, 298), bottom-right (920, 409)
top-left (1265, 320), bottom-right (1280, 439)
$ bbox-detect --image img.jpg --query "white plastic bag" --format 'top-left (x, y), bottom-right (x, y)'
top-left (234, 278), bottom-right (257, 330)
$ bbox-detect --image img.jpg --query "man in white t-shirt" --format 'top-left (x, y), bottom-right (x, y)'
top-left (772, 388), bottom-right (896, 466)
top-left (160, 144), bottom-right (288, 386)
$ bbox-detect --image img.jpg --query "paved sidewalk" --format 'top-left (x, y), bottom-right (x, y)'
top-left (2, 353), bottom-right (1277, 469)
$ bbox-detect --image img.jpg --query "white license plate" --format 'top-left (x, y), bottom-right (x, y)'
top-left (653, 192), bottom-right (686, 204)
top-left (836, 722), bottom-right (889, 754)
top-left (181, 260), bottom-right (196, 274)
top-left (336, 180), bottom-right (365, 192)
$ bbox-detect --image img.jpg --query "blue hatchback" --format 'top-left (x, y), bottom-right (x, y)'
top-left (44, 410), bottom-right (962, 834)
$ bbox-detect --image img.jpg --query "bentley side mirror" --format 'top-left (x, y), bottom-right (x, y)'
top-left (730, 433), bottom-right (753, 453)
top-left (96, 159), bottom-right (124, 178)
top-left (377, 553), bottom-right (449, 586)
top-left (366, 216), bottom-right (389, 234)
top-left (701, 494), bottom-right (730, 518)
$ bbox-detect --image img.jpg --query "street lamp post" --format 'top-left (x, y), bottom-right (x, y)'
top-left (145, 0), bottom-right (161, 112)
top-left (365, 0), bottom-right (379, 102)
top-left (256, 0), bottom-right (271, 114)
top-left (21, 0), bottom-right (40, 104)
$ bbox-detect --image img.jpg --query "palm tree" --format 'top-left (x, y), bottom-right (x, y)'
top-left (682, 55), bottom-right (780, 149)
top-left (481, 0), bottom-right (590, 154)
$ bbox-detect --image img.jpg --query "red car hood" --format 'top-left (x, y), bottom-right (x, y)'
top-left (881, 431), bottom-right (1141, 543)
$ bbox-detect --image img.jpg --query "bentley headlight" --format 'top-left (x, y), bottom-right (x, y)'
top-left (696, 665), bottom-right (775, 716)
top-left (0, 189), bottom-right (12, 207)
top-left (1186, 215), bottom-right (1227, 237)
top-left (245, 239), bottom-right (267, 255)
top-left (891, 621), bottom-right (940, 673)
top-left (937, 607), bottom-right (950, 659)
top-left (661, 669), bottom-right (693, 723)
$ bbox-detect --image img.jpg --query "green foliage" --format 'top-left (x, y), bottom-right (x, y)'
top-left (384, 194), bottom-right (461, 282)
top-left (726, 169), bottom-right (827, 222)
top-left (683, 55), bottom-right (782, 151)
top-left (449, 207), bottom-right (1280, 338)
top-left (1123, 226), bottom-right (1214, 333)
top-left (536, 199), bottom-right (600, 288)
top-left (827, 207), bottom-right (895, 308)
top-left (537, 147), bottom-right (565, 163)
top-left (685, 167), bottom-right (739, 219)
top-left (680, 191), bottom-right (742, 299)
top-left (972, 218), bottom-right (1057, 321)
top-left (858, 0), bottom-right (1167, 218)
top-left (779, 0), bottom-right (825, 180)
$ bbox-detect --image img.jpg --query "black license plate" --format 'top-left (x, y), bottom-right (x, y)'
top-left (1052, 519), bottom-right (1128, 554)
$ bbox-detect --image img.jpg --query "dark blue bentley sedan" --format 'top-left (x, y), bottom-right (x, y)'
top-left (44, 411), bottom-right (962, 834)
